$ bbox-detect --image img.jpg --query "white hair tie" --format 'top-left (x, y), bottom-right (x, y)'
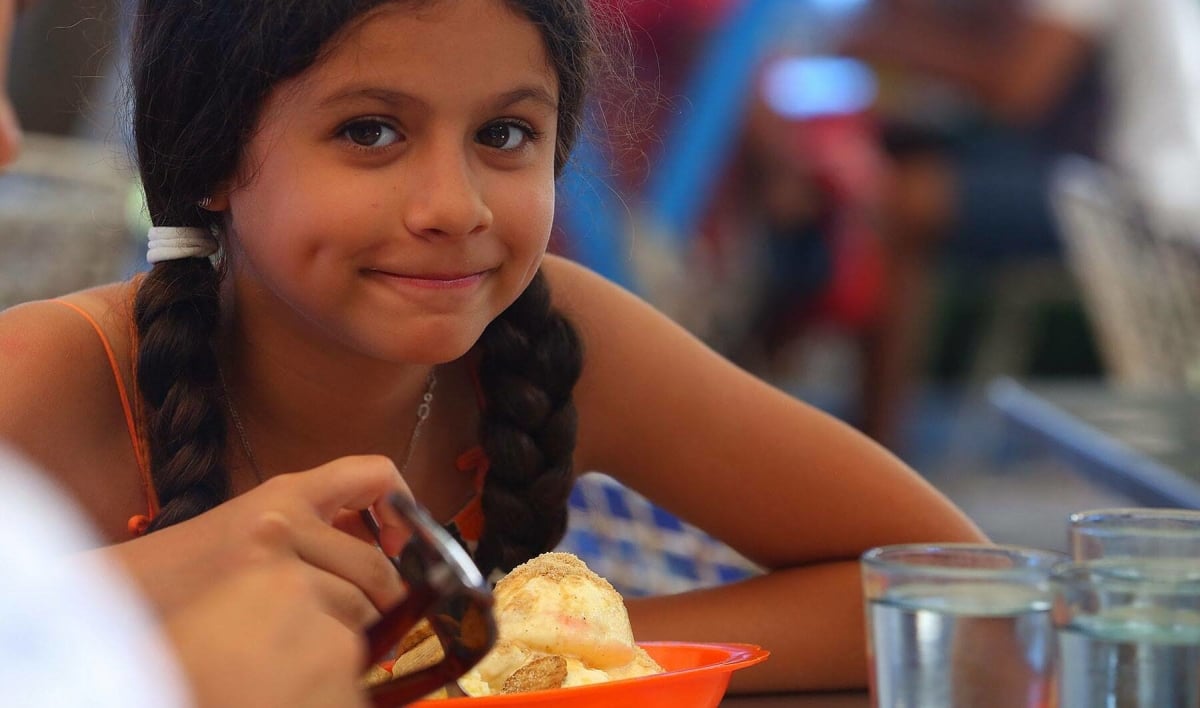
top-left (146, 226), bottom-right (219, 264)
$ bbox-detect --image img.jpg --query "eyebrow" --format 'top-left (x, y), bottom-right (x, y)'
top-left (317, 85), bottom-right (558, 113)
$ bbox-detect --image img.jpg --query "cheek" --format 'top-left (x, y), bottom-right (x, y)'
top-left (231, 172), bottom-right (376, 259)
top-left (497, 180), bottom-right (556, 250)
top-left (233, 130), bottom-right (354, 221)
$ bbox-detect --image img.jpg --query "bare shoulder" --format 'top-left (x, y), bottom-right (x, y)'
top-left (0, 281), bottom-right (147, 536)
top-left (0, 281), bottom-right (137, 381)
top-left (540, 254), bottom-right (689, 346)
top-left (541, 253), bottom-right (753, 386)
top-left (540, 254), bottom-right (774, 464)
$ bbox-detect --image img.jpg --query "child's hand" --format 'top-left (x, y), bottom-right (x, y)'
top-left (165, 561), bottom-right (369, 708)
top-left (110, 455), bottom-right (411, 631)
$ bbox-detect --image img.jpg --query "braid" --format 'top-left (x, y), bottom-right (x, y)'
top-left (474, 271), bottom-right (583, 574)
top-left (134, 258), bottom-right (230, 531)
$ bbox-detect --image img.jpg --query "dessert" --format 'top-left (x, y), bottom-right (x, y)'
top-left (374, 551), bottom-right (665, 698)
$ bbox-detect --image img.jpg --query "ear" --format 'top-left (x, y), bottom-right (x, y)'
top-left (199, 176), bottom-right (237, 211)
top-left (200, 190), bottom-right (231, 212)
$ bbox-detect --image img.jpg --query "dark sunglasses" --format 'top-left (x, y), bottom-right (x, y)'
top-left (362, 493), bottom-right (497, 706)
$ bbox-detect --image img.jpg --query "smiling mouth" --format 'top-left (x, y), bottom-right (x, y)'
top-left (365, 268), bottom-right (492, 290)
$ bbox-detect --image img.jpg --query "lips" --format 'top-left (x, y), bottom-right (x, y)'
top-left (364, 267), bottom-right (492, 290)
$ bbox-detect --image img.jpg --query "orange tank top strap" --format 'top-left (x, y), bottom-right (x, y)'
top-left (450, 362), bottom-right (491, 542)
top-left (50, 299), bottom-right (158, 536)
top-left (452, 445), bottom-right (490, 542)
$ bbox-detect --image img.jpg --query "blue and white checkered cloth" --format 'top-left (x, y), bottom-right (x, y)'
top-left (555, 472), bottom-right (762, 597)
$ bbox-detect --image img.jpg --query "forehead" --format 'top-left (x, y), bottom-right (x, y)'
top-left (303, 0), bottom-right (558, 104)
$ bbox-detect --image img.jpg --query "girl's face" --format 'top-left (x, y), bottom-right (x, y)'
top-left (222, 0), bottom-right (559, 364)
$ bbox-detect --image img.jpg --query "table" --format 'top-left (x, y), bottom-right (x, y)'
top-left (721, 692), bottom-right (869, 707)
top-left (988, 378), bottom-right (1200, 508)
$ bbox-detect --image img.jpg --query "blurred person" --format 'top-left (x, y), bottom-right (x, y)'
top-left (1027, 0), bottom-right (1200, 235)
top-left (700, 54), bottom-right (888, 432)
top-left (0, 0), bottom-right (21, 165)
top-left (840, 0), bottom-right (1118, 448)
top-left (729, 101), bottom-right (841, 370)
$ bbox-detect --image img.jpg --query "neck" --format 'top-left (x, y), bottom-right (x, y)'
top-left (217, 297), bottom-right (439, 475)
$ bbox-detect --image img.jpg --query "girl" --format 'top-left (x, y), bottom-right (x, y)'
top-left (0, 0), bottom-right (984, 692)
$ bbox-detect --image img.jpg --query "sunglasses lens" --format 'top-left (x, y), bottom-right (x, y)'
top-left (426, 590), bottom-right (496, 669)
top-left (365, 495), bottom-right (497, 706)
top-left (456, 598), bottom-right (495, 656)
top-left (370, 591), bottom-right (497, 706)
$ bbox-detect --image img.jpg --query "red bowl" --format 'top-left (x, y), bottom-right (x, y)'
top-left (408, 641), bottom-right (770, 707)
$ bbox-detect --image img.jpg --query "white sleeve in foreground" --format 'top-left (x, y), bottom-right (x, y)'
top-left (0, 447), bottom-right (193, 708)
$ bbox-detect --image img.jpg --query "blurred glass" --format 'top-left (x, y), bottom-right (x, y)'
top-left (861, 543), bottom-right (1064, 708)
top-left (1069, 508), bottom-right (1200, 562)
top-left (1053, 560), bottom-right (1200, 707)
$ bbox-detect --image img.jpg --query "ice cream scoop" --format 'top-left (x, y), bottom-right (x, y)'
top-left (433, 552), bottom-right (664, 697)
top-left (492, 552), bottom-right (638, 669)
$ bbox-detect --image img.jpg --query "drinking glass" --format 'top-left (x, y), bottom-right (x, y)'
top-left (1069, 508), bottom-right (1200, 561)
top-left (862, 544), bottom-right (1065, 708)
top-left (1053, 560), bottom-right (1200, 707)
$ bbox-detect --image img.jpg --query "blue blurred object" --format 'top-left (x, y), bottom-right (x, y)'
top-left (556, 111), bottom-right (636, 290)
top-left (644, 0), bottom-right (795, 246)
top-left (557, 0), bottom-right (872, 289)
top-left (761, 55), bottom-right (876, 119)
top-left (808, 0), bottom-right (871, 13)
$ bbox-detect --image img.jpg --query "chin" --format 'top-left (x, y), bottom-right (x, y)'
top-left (359, 321), bottom-right (486, 365)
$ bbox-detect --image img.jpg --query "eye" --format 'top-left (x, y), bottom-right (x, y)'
top-left (340, 119), bottom-right (401, 149)
top-left (477, 120), bottom-right (538, 151)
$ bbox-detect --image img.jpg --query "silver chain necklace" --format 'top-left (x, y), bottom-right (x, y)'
top-left (218, 367), bottom-right (437, 484)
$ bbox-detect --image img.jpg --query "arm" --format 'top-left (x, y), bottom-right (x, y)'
top-left (543, 255), bottom-right (986, 691)
top-left (842, 4), bottom-right (1095, 127)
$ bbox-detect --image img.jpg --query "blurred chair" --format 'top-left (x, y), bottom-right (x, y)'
top-left (963, 256), bottom-right (1081, 387)
top-left (556, 472), bottom-right (762, 597)
top-left (0, 133), bottom-right (141, 310)
top-left (1050, 155), bottom-right (1200, 388)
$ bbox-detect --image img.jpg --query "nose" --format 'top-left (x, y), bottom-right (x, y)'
top-left (402, 143), bottom-right (493, 239)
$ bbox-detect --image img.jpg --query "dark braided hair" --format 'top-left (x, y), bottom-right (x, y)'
top-left (475, 270), bottom-right (583, 573)
top-left (129, 0), bottom-right (600, 560)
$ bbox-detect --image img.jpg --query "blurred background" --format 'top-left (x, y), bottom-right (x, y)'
top-left (7, 0), bottom-right (1200, 591)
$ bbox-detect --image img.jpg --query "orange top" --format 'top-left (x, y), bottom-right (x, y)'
top-left (52, 299), bottom-right (488, 542)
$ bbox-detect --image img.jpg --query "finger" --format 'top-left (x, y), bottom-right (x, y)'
top-left (304, 564), bottom-right (386, 631)
top-left (331, 509), bottom-right (378, 545)
top-left (373, 521), bottom-right (411, 558)
top-left (288, 455), bottom-right (412, 520)
top-left (256, 563), bottom-right (373, 666)
top-left (365, 502), bottom-right (418, 558)
top-left (332, 509), bottom-right (415, 559)
top-left (279, 513), bottom-right (406, 617)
